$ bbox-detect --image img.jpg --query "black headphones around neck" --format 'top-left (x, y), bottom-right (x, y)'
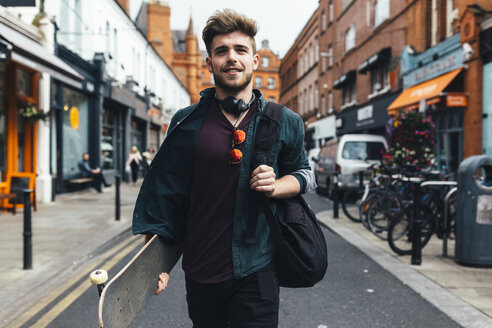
top-left (216, 93), bottom-right (255, 117)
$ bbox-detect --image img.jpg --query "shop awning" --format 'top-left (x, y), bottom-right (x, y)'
top-left (388, 68), bottom-right (463, 114)
top-left (0, 23), bottom-right (84, 88)
top-left (358, 47), bottom-right (391, 74)
top-left (333, 70), bottom-right (356, 89)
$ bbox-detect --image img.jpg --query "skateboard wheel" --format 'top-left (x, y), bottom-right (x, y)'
top-left (90, 269), bottom-right (108, 285)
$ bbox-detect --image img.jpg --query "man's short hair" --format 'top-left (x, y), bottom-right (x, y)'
top-left (202, 9), bottom-right (258, 56)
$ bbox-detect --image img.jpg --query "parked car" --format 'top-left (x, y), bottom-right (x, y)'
top-left (307, 148), bottom-right (320, 172)
top-left (313, 134), bottom-right (388, 197)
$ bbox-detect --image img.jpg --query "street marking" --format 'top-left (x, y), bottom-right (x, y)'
top-left (31, 237), bottom-right (143, 328)
top-left (5, 235), bottom-right (143, 328)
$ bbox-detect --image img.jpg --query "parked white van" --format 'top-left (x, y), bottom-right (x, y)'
top-left (313, 134), bottom-right (388, 197)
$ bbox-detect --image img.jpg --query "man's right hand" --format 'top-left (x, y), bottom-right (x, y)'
top-left (155, 272), bottom-right (169, 295)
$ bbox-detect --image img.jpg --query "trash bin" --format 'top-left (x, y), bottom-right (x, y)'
top-left (455, 155), bottom-right (492, 266)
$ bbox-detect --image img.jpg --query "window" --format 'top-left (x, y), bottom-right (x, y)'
top-left (268, 97), bottom-right (275, 102)
top-left (268, 77), bottom-right (275, 89)
top-left (255, 77), bottom-right (262, 87)
top-left (342, 142), bottom-right (386, 160)
top-left (299, 93), bottom-right (303, 114)
top-left (328, 44), bottom-right (333, 68)
top-left (322, 11), bottom-right (326, 32)
top-left (342, 80), bottom-right (356, 106)
top-left (374, 0), bottom-right (390, 27)
top-left (321, 94), bottom-right (326, 116)
top-left (63, 88), bottom-right (89, 176)
top-left (315, 37), bottom-right (319, 62)
top-left (309, 43), bottom-right (313, 67)
top-left (314, 81), bottom-right (319, 109)
top-left (329, 1), bottom-right (334, 23)
top-left (321, 55), bottom-right (326, 72)
top-left (309, 85), bottom-right (313, 111)
top-left (345, 25), bottom-right (355, 52)
top-left (304, 49), bottom-right (308, 70)
top-left (328, 91), bottom-right (333, 113)
top-left (366, 1), bottom-right (371, 26)
top-left (262, 56), bottom-right (269, 67)
top-left (299, 55), bottom-right (303, 75)
top-left (370, 62), bottom-right (389, 94)
top-left (304, 89), bottom-right (308, 114)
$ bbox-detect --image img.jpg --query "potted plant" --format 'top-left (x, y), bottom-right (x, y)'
top-left (18, 103), bottom-right (48, 124)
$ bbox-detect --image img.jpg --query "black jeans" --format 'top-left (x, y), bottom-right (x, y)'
top-left (185, 263), bottom-right (279, 328)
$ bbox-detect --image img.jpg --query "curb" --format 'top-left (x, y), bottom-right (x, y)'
top-left (317, 210), bottom-right (492, 328)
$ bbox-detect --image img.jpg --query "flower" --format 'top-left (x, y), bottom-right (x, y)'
top-left (19, 103), bottom-right (48, 123)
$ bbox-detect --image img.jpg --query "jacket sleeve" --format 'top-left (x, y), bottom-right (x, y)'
top-left (277, 109), bottom-right (314, 194)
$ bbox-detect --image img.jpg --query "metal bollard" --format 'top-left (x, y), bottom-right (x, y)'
top-left (115, 174), bottom-right (121, 221)
top-left (359, 170), bottom-right (364, 188)
top-left (23, 189), bottom-right (33, 270)
top-left (411, 182), bottom-right (422, 265)
top-left (333, 174), bottom-right (339, 219)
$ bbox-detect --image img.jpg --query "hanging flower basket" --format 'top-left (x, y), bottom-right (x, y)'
top-left (18, 103), bottom-right (48, 124)
top-left (384, 110), bottom-right (436, 172)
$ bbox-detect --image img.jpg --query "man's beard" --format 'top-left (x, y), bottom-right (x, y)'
top-left (213, 69), bottom-right (253, 93)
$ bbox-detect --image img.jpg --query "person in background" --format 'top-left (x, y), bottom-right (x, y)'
top-left (141, 147), bottom-right (156, 176)
top-left (126, 146), bottom-right (143, 185)
top-left (77, 153), bottom-right (111, 193)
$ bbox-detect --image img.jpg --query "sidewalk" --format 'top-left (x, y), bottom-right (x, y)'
top-left (317, 207), bottom-right (492, 328)
top-left (0, 182), bottom-right (139, 327)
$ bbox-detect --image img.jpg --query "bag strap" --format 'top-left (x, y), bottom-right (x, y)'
top-left (245, 102), bottom-right (284, 244)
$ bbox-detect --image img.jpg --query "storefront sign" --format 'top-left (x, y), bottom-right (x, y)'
top-left (404, 48), bottom-right (463, 88)
top-left (357, 105), bottom-right (373, 121)
top-left (0, 0), bottom-right (35, 6)
top-left (446, 93), bottom-right (467, 107)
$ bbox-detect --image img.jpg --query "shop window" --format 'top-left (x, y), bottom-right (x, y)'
top-left (62, 88), bottom-right (89, 177)
top-left (102, 109), bottom-right (115, 170)
top-left (131, 120), bottom-right (145, 153)
top-left (434, 110), bottom-right (463, 173)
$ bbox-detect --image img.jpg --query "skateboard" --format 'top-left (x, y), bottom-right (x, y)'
top-left (89, 235), bottom-right (182, 328)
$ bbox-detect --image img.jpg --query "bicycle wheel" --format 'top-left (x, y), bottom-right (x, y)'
top-left (387, 206), bottom-right (434, 255)
top-left (342, 187), bottom-right (365, 223)
top-left (365, 192), bottom-right (402, 240)
top-left (360, 191), bottom-right (379, 230)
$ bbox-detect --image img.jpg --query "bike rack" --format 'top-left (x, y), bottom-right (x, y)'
top-left (420, 181), bottom-right (458, 258)
top-left (443, 187), bottom-right (458, 257)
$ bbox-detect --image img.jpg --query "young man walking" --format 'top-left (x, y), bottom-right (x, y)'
top-left (132, 9), bottom-right (315, 327)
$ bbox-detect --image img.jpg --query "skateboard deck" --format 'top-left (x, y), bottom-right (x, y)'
top-left (97, 235), bottom-right (182, 328)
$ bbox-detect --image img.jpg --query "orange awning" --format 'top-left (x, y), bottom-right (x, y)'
top-left (388, 68), bottom-right (463, 114)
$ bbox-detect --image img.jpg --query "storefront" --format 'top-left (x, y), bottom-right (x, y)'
top-left (480, 16), bottom-right (492, 156)
top-left (389, 34), bottom-right (466, 172)
top-left (0, 19), bottom-right (83, 204)
top-left (336, 92), bottom-right (397, 136)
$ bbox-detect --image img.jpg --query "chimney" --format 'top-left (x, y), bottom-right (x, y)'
top-left (116, 0), bottom-right (130, 15)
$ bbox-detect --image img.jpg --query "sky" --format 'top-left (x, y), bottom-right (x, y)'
top-left (130, 0), bottom-right (319, 58)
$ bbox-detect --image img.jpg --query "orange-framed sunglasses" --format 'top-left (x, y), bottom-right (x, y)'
top-left (229, 128), bottom-right (246, 165)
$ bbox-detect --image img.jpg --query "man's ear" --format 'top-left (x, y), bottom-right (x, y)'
top-left (206, 57), bottom-right (213, 73)
top-left (252, 53), bottom-right (260, 70)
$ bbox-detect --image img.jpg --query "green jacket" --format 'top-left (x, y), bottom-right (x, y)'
top-left (132, 88), bottom-right (311, 278)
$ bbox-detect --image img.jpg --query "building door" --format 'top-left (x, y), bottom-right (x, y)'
top-left (434, 109), bottom-right (463, 173)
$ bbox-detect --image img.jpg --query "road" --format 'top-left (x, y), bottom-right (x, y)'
top-left (19, 193), bottom-right (461, 328)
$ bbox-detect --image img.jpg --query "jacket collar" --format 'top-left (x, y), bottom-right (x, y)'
top-left (199, 87), bottom-right (267, 112)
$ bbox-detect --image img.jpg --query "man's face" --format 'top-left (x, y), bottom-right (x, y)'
top-left (83, 153), bottom-right (89, 161)
top-left (206, 31), bottom-right (259, 94)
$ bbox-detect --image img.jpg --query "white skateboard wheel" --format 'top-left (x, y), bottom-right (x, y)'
top-left (89, 269), bottom-right (108, 285)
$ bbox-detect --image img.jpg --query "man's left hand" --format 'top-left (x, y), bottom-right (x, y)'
top-left (250, 165), bottom-right (276, 197)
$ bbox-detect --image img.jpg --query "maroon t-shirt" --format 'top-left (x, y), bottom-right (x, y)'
top-left (182, 99), bottom-right (257, 283)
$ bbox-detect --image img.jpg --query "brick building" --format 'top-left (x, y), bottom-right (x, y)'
top-left (253, 40), bottom-right (281, 102)
top-left (136, 1), bottom-right (202, 104)
top-left (281, 0), bottom-right (492, 171)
